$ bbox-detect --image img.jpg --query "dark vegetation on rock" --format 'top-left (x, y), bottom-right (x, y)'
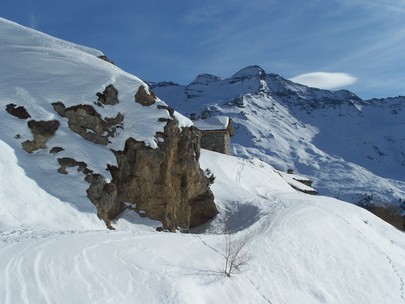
top-left (22, 120), bottom-right (60, 153)
top-left (5, 103), bottom-right (31, 119)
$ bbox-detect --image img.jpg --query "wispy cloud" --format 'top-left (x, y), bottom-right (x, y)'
top-left (341, 0), bottom-right (405, 14)
top-left (26, 0), bottom-right (38, 28)
top-left (182, 5), bottom-right (221, 25)
top-left (290, 72), bottom-right (358, 90)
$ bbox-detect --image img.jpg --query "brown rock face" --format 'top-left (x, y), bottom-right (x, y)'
top-left (57, 157), bottom-right (92, 175)
top-left (103, 119), bottom-right (218, 231)
top-left (135, 85), bottom-right (156, 106)
top-left (86, 174), bottom-right (117, 230)
top-left (5, 103), bottom-right (31, 119)
top-left (22, 120), bottom-right (60, 153)
top-left (49, 86), bottom-right (217, 231)
top-left (52, 102), bottom-right (123, 145)
top-left (96, 84), bottom-right (119, 105)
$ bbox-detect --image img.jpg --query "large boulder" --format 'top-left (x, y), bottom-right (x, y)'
top-left (103, 118), bottom-right (218, 231)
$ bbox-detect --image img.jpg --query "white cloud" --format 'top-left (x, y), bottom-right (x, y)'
top-left (26, 0), bottom-right (38, 28)
top-left (290, 72), bottom-right (358, 90)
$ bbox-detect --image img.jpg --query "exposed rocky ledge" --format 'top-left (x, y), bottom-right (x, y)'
top-left (135, 85), bottom-right (156, 106)
top-left (6, 103), bottom-right (31, 119)
top-left (22, 120), bottom-right (60, 153)
top-left (96, 84), bottom-right (119, 105)
top-left (93, 117), bottom-right (218, 232)
top-left (46, 85), bottom-right (218, 231)
top-left (52, 101), bottom-right (123, 145)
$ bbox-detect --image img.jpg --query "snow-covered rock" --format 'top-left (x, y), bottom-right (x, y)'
top-left (0, 17), bottom-right (217, 231)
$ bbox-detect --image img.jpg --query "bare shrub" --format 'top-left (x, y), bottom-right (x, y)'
top-left (222, 230), bottom-right (252, 277)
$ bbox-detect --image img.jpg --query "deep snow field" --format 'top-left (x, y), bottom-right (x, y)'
top-left (1, 18), bottom-right (405, 304)
top-left (1, 147), bottom-right (405, 304)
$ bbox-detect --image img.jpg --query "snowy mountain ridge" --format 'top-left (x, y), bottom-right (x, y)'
top-left (0, 18), bottom-right (405, 304)
top-left (152, 65), bottom-right (405, 209)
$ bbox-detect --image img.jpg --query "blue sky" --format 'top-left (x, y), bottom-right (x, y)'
top-left (1, 0), bottom-right (405, 99)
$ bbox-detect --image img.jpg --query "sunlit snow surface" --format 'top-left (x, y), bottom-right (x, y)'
top-left (153, 67), bottom-right (405, 206)
top-left (1, 148), bottom-right (405, 304)
top-left (0, 18), bottom-right (404, 304)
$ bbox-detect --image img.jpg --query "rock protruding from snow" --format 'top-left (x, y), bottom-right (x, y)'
top-left (135, 85), bottom-right (156, 106)
top-left (5, 103), bottom-right (31, 119)
top-left (52, 102), bottom-right (123, 145)
top-left (105, 117), bottom-right (218, 231)
top-left (22, 120), bottom-right (60, 153)
top-left (0, 17), bottom-right (218, 230)
top-left (96, 84), bottom-right (119, 105)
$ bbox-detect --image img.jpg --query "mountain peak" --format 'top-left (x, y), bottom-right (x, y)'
top-left (189, 74), bottom-right (222, 86)
top-left (231, 65), bottom-right (266, 80)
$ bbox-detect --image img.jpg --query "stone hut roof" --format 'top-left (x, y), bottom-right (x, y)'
top-left (193, 116), bottom-right (233, 136)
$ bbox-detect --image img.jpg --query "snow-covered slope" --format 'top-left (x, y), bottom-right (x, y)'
top-left (1, 149), bottom-right (405, 304)
top-left (152, 66), bottom-right (405, 208)
top-left (0, 18), bottom-right (193, 230)
top-left (1, 19), bottom-right (405, 304)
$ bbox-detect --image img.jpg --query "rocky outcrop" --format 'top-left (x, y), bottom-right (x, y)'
top-left (96, 84), bottom-right (119, 105)
top-left (57, 157), bottom-right (92, 175)
top-left (22, 120), bottom-right (60, 153)
top-left (5, 103), bottom-right (31, 119)
top-left (96, 116), bottom-right (218, 231)
top-left (86, 174), bottom-right (117, 230)
top-left (48, 86), bottom-right (217, 231)
top-left (135, 85), bottom-right (156, 106)
top-left (52, 101), bottom-right (123, 145)
top-left (50, 146), bottom-right (64, 154)
top-left (98, 55), bottom-right (115, 65)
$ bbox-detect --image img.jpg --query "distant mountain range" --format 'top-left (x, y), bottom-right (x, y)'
top-left (151, 65), bottom-right (405, 210)
top-left (1, 18), bottom-right (405, 304)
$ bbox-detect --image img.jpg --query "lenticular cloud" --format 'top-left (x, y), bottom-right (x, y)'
top-left (290, 72), bottom-right (357, 90)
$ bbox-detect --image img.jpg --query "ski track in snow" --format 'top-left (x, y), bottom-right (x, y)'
top-left (308, 200), bottom-right (405, 300)
top-left (235, 158), bottom-right (247, 183)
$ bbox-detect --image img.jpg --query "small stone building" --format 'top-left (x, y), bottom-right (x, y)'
top-left (193, 116), bottom-right (234, 155)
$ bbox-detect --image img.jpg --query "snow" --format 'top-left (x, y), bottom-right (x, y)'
top-left (0, 18), bottom-right (404, 304)
top-left (173, 110), bottom-right (193, 129)
top-left (278, 171), bottom-right (317, 193)
top-left (154, 66), bottom-right (405, 207)
top-left (193, 116), bottom-right (229, 131)
top-left (1, 148), bottom-right (405, 304)
top-left (0, 16), bottom-right (183, 179)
